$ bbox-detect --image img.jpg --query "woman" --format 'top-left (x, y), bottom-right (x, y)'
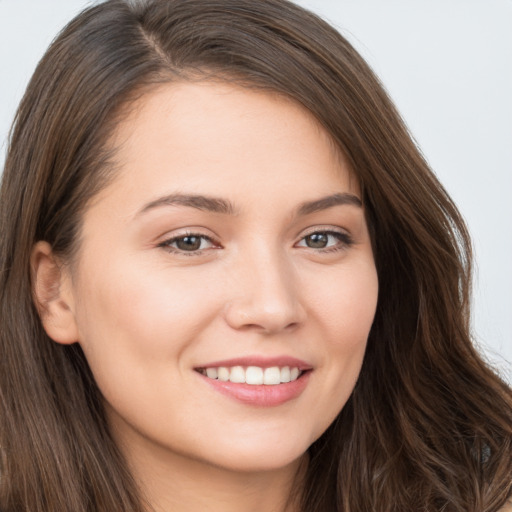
top-left (0, 0), bottom-right (510, 511)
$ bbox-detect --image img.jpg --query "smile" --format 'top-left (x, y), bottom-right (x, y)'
top-left (195, 357), bottom-right (312, 407)
top-left (197, 365), bottom-right (303, 385)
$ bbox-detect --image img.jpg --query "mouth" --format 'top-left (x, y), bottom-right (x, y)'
top-left (195, 365), bottom-right (306, 385)
top-left (194, 357), bottom-right (312, 406)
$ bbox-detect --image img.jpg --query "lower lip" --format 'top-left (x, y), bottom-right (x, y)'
top-left (198, 371), bottom-right (311, 407)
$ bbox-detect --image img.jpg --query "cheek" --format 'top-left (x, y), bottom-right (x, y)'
top-left (72, 256), bottom-right (223, 390)
top-left (309, 259), bottom-right (378, 344)
top-left (305, 260), bottom-right (378, 420)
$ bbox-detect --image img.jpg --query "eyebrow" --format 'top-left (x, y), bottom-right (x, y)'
top-left (137, 193), bottom-right (237, 216)
top-left (296, 192), bottom-right (362, 216)
top-left (136, 191), bottom-right (362, 218)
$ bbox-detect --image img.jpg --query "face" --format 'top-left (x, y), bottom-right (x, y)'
top-left (63, 82), bottom-right (378, 473)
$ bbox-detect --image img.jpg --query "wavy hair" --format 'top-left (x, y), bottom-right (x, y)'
top-left (1, 1), bottom-right (511, 510)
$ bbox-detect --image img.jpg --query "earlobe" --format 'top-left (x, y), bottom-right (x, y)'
top-left (31, 241), bottom-right (79, 345)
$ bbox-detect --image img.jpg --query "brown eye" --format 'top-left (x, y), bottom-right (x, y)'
top-left (305, 233), bottom-right (329, 248)
top-left (160, 233), bottom-right (216, 254)
top-left (175, 235), bottom-right (203, 251)
top-left (296, 230), bottom-right (354, 252)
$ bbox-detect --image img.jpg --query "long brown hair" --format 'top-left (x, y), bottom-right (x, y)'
top-left (1, 1), bottom-right (510, 511)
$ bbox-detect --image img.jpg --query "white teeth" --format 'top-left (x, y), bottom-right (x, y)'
top-left (229, 366), bottom-right (245, 383)
top-left (200, 365), bottom-right (303, 385)
top-left (206, 367), bottom-right (218, 379)
top-left (217, 367), bottom-right (230, 381)
top-left (280, 366), bottom-right (291, 383)
top-left (246, 366), bottom-right (264, 385)
top-left (263, 367), bottom-right (281, 385)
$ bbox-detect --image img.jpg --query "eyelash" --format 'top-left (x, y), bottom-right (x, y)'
top-left (158, 231), bottom-right (219, 257)
top-left (298, 229), bottom-right (354, 253)
top-left (158, 229), bottom-right (353, 256)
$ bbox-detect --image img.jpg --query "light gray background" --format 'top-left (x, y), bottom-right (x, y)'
top-left (1, 0), bottom-right (510, 379)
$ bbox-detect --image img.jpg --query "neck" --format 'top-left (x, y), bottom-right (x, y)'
top-left (143, 457), bottom-right (304, 512)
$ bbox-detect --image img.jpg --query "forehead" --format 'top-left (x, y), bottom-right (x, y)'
top-left (92, 80), bottom-right (359, 215)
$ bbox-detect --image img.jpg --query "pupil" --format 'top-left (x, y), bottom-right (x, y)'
top-left (307, 233), bottom-right (328, 248)
top-left (177, 236), bottom-right (201, 251)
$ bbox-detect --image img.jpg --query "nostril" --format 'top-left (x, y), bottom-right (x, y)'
top-left (222, 265), bottom-right (306, 332)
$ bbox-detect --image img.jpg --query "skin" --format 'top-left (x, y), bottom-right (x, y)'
top-left (33, 82), bottom-right (379, 512)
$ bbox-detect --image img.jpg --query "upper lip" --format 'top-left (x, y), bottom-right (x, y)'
top-left (195, 355), bottom-right (313, 371)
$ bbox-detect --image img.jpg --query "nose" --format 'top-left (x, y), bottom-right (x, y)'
top-left (223, 247), bottom-right (306, 335)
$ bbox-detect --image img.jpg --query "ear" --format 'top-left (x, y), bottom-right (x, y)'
top-left (31, 241), bottom-right (79, 345)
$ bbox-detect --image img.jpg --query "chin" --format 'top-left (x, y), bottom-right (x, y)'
top-left (209, 451), bottom-right (307, 474)
top-left (195, 432), bottom-right (313, 474)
